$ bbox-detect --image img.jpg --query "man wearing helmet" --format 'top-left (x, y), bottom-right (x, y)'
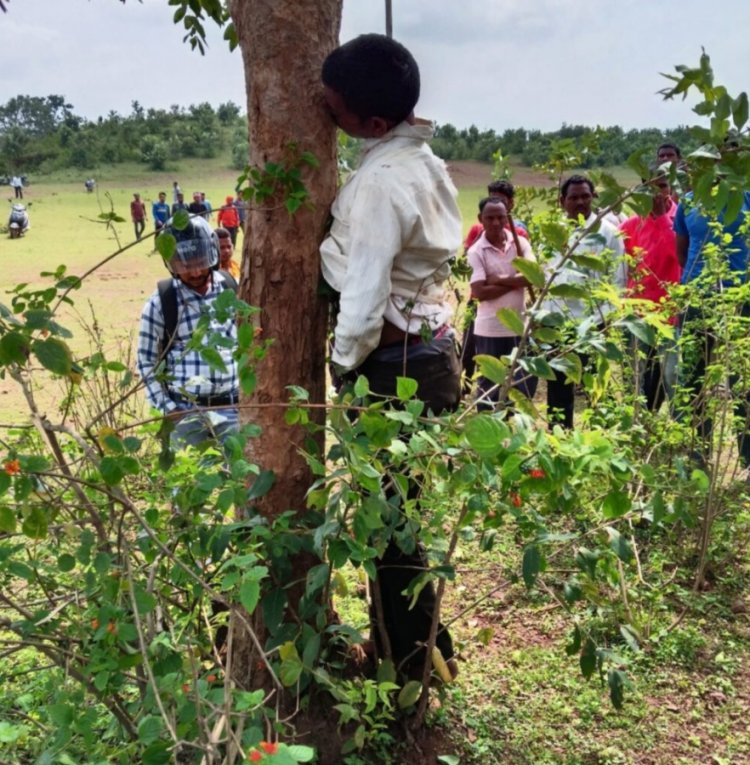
top-left (137, 216), bottom-right (240, 448)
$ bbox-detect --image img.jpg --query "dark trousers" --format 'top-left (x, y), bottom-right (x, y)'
top-left (349, 334), bottom-right (460, 672)
top-left (678, 304), bottom-right (750, 465)
top-left (546, 357), bottom-right (587, 430)
top-left (226, 227), bottom-right (238, 246)
top-left (134, 219), bottom-right (145, 240)
top-left (14, 186), bottom-right (22, 199)
top-left (474, 334), bottom-right (538, 407)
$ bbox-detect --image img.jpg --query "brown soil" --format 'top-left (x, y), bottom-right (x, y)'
top-left (446, 159), bottom-right (551, 190)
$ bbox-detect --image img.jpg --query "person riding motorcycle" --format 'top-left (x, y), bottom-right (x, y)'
top-left (8, 204), bottom-right (30, 239)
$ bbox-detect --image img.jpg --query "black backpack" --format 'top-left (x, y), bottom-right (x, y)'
top-left (157, 270), bottom-right (239, 357)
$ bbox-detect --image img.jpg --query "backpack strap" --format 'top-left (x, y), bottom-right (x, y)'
top-left (157, 271), bottom-right (239, 358)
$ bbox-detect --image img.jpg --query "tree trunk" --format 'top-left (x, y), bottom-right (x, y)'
top-left (228, 3), bottom-right (343, 760)
top-left (231, 0), bottom-right (341, 508)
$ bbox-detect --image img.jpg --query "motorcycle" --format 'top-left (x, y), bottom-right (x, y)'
top-left (8, 204), bottom-right (29, 239)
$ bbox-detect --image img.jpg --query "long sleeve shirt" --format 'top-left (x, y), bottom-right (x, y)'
top-left (320, 121), bottom-right (462, 371)
top-left (137, 273), bottom-right (238, 413)
top-left (540, 213), bottom-right (626, 322)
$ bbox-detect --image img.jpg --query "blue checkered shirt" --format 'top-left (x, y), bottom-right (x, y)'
top-left (137, 273), bottom-right (239, 414)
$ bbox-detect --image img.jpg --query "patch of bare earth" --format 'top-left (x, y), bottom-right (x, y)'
top-left (446, 160), bottom-right (551, 190)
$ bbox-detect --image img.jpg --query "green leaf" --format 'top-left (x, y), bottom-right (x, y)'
top-left (377, 658), bottom-right (397, 684)
top-left (199, 347), bottom-right (227, 372)
top-left (137, 715), bottom-right (163, 745)
top-left (607, 527), bottom-right (633, 562)
top-left (171, 208), bottom-right (190, 230)
top-left (247, 469), bottom-right (275, 500)
top-left (286, 745), bottom-right (316, 763)
top-left (279, 657), bottom-right (303, 686)
top-left (522, 545), bottom-right (541, 588)
top-left (565, 625), bottom-right (582, 656)
top-left (305, 563), bottom-right (329, 597)
top-left (240, 577), bottom-right (260, 614)
top-left (24, 309), bottom-right (53, 330)
top-left (22, 506), bottom-right (48, 539)
top-left (602, 490), bottom-right (631, 519)
top-left (0, 506), bottom-right (16, 533)
top-left (549, 283), bottom-right (587, 300)
top-left (20, 455), bottom-right (50, 473)
top-left (474, 354), bottom-right (508, 385)
top-left (437, 757), bottom-right (460, 765)
top-left (46, 703), bottom-right (74, 727)
top-left (732, 92), bottom-right (749, 130)
top-left (463, 415), bottom-right (509, 459)
top-left (397, 680), bottom-right (423, 709)
top-left (512, 257), bottom-right (545, 288)
top-left (353, 375), bottom-right (369, 398)
top-left (580, 638), bottom-right (597, 679)
top-left (99, 456), bottom-right (124, 486)
top-left (540, 220), bottom-right (569, 250)
top-left (496, 307), bottom-right (525, 336)
top-left (32, 337), bottom-right (72, 375)
top-left (608, 669), bottom-right (626, 709)
top-left (142, 741), bottom-right (170, 765)
top-left (0, 331), bottom-right (30, 365)
top-left (549, 354), bottom-right (582, 384)
top-left (396, 376), bottom-right (418, 401)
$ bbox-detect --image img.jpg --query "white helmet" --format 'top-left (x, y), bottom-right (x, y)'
top-left (159, 215), bottom-right (219, 275)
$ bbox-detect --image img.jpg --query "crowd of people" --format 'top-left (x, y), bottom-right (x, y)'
top-left (133, 33), bottom-right (749, 684)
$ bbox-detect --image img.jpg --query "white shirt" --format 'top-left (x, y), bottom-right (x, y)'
top-left (320, 121), bottom-right (462, 371)
top-left (540, 213), bottom-right (626, 322)
top-left (468, 232), bottom-right (533, 338)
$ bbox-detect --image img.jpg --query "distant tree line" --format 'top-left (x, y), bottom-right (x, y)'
top-left (0, 94), bottom-right (699, 177)
top-left (0, 94), bottom-right (248, 174)
top-left (431, 123), bottom-right (698, 168)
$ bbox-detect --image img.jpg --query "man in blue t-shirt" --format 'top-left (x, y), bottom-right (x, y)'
top-left (152, 191), bottom-right (171, 232)
top-left (673, 190), bottom-right (750, 467)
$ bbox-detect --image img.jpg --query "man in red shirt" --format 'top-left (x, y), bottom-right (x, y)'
top-left (216, 195), bottom-right (241, 246)
top-left (130, 193), bottom-right (147, 241)
top-left (620, 173), bottom-right (680, 410)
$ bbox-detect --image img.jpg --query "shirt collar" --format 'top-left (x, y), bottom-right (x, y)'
top-left (361, 119), bottom-right (434, 153)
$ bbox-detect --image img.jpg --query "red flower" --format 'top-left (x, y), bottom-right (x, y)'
top-left (260, 742), bottom-right (278, 755)
top-left (90, 618), bottom-right (100, 630)
top-left (248, 751), bottom-right (263, 763)
top-left (529, 468), bottom-right (545, 479)
top-left (510, 493), bottom-right (522, 508)
top-left (206, 674), bottom-right (217, 683)
top-left (3, 459), bottom-right (20, 476)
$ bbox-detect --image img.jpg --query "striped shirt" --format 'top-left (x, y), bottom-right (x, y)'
top-left (137, 273), bottom-right (238, 414)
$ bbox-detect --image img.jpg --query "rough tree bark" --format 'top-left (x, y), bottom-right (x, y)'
top-left (231, 0), bottom-right (341, 500)
top-left (227, 2), bottom-right (343, 758)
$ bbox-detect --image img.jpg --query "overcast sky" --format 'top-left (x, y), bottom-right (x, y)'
top-left (1, 0), bottom-right (748, 132)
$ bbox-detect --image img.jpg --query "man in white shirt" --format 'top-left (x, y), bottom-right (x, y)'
top-left (541, 175), bottom-right (626, 429)
top-left (320, 33), bottom-right (461, 680)
top-left (468, 198), bottom-right (535, 406)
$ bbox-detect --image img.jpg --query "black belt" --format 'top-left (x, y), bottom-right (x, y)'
top-left (171, 391), bottom-right (239, 408)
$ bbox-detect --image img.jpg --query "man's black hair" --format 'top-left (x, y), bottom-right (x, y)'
top-left (478, 196), bottom-right (507, 214)
top-left (560, 174), bottom-right (594, 199)
top-left (657, 141), bottom-right (681, 158)
top-left (322, 33), bottom-right (420, 124)
top-left (214, 227), bottom-right (231, 240)
top-left (487, 180), bottom-right (515, 198)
